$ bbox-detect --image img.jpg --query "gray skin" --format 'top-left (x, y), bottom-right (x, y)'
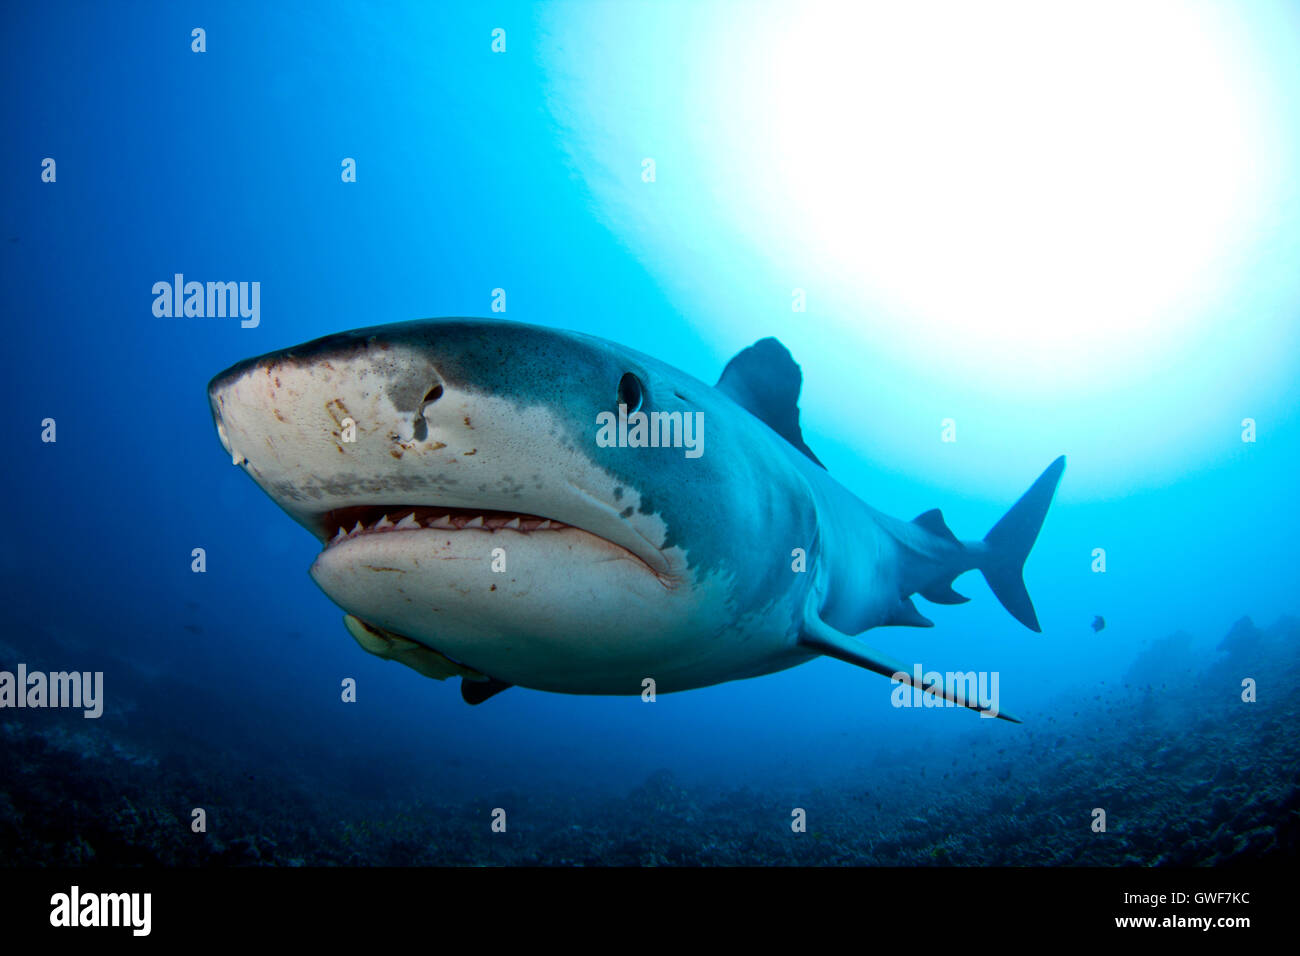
top-left (208, 318), bottom-right (1063, 718)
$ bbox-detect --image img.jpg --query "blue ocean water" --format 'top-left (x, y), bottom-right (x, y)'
top-left (1, 1), bottom-right (1297, 866)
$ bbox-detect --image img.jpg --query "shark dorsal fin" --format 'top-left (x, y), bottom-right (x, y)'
top-left (716, 337), bottom-right (824, 468)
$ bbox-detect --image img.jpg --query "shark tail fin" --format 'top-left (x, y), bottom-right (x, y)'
top-left (979, 456), bottom-right (1066, 633)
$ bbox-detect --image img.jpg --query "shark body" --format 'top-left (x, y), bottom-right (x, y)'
top-left (208, 319), bottom-right (1064, 718)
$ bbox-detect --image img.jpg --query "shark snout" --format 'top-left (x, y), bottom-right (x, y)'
top-left (205, 332), bottom-right (456, 529)
top-left (206, 325), bottom-right (673, 576)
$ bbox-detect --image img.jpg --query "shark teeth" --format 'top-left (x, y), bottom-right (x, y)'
top-left (324, 508), bottom-right (571, 546)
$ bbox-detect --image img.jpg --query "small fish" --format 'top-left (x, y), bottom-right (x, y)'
top-left (1091, 615), bottom-right (1106, 632)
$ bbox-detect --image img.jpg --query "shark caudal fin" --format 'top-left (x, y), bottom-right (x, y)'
top-left (979, 456), bottom-right (1066, 633)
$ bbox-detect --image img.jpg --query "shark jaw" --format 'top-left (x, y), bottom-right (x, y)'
top-left (305, 495), bottom-right (682, 694)
top-left (308, 498), bottom-right (675, 614)
top-left (314, 502), bottom-right (661, 573)
top-left (321, 505), bottom-right (571, 542)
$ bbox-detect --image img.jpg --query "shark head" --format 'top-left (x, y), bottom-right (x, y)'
top-left (208, 319), bottom-right (816, 694)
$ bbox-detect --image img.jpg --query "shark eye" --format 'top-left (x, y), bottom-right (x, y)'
top-left (617, 372), bottom-right (644, 413)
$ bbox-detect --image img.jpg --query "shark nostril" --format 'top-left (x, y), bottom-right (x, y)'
top-left (411, 383), bottom-right (443, 442)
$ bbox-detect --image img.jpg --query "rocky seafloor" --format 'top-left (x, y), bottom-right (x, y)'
top-left (1, 616), bottom-right (1296, 866)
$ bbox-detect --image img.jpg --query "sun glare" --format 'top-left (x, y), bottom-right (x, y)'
top-left (714, 0), bottom-right (1266, 390)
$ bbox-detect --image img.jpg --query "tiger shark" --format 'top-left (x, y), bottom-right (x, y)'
top-left (208, 319), bottom-right (1064, 720)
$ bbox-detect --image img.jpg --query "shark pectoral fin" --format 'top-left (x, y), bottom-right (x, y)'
top-left (343, 614), bottom-right (485, 682)
top-left (461, 676), bottom-right (512, 705)
top-left (799, 613), bottom-right (1020, 722)
top-left (343, 615), bottom-right (513, 705)
top-left (800, 614), bottom-right (909, 682)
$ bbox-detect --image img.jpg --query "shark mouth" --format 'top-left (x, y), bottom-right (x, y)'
top-left (316, 501), bottom-right (671, 580)
top-left (320, 505), bottom-right (571, 547)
